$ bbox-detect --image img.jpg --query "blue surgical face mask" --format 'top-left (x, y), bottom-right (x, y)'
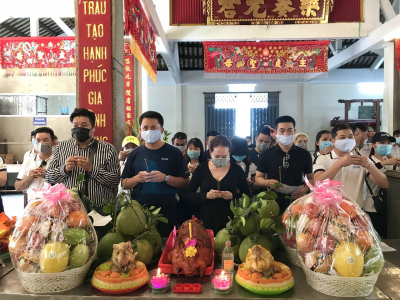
top-left (376, 144), bottom-right (392, 156)
top-left (141, 130), bottom-right (161, 144)
top-left (187, 150), bottom-right (200, 159)
top-left (396, 137), bottom-right (400, 144)
top-left (320, 141), bottom-right (333, 152)
top-left (232, 155), bottom-right (246, 162)
top-left (211, 157), bottom-right (230, 168)
top-left (334, 138), bottom-right (356, 153)
top-left (276, 134), bottom-right (296, 146)
top-left (32, 138), bottom-right (36, 146)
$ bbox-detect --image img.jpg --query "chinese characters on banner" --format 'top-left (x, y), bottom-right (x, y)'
top-left (203, 41), bottom-right (329, 78)
top-left (0, 37), bottom-right (76, 77)
top-left (124, 0), bottom-right (157, 84)
top-left (204, 0), bottom-right (333, 24)
top-left (124, 53), bottom-right (134, 125)
top-left (77, 0), bottom-right (113, 142)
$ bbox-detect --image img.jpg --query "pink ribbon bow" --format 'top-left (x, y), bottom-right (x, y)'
top-left (33, 183), bottom-right (71, 208)
top-left (304, 177), bottom-right (343, 205)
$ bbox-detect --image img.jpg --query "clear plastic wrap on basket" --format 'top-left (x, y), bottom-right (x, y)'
top-left (8, 183), bottom-right (98, 293)
top-left (283, 179), bottom-right (384, 297)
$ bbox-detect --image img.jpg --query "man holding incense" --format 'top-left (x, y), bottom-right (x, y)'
top-left (121, 111), bottom-right (189, 237)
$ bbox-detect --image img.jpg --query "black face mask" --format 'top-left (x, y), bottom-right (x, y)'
top-left (71, 127), bottom-right (92, 143)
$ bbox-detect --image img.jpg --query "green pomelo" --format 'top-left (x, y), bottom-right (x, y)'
top-left (116, 206), bottom-right (146, 236)
top-left (131, 200), bottom-right (143, 210)
top-left (70, 244), bottom-right (89, 268)
top-left (239, 233), bottom-right (276, 263)
top-left (258, 200), bottom-right (280, 219)
top-left (214, 229), bottom-right (231, 258)
top-left (239, 214), bottom-right (259, 236)
top-left (142, 227), bottom-right (162, 258)
top-left (133, 239), bottom-right (153, 264)
top-left (97, 232), bottom-right (126, 263)
top-left (260, 218), bottom-right (274, 231)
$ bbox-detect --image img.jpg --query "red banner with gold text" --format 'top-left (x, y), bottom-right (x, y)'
top-left (395, 39), bottom-right (400, 73)
top-left (77, 0), bottom-right (113, 143)
top-left (203, 41), bottom-right (329, 78)
top-left (124, 54), bottom-right (134, 125)
top-left (124, 0), bottom-right (157, 84)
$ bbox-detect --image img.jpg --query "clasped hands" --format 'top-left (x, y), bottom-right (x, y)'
top-left (65, 156), bottom-right (92, 172)
top-left (206, 189), bottom-right (232, 200)
top-left (137, 171), bottom-right (166, 183)
top-left (28, 168), bottom-right (46, 179)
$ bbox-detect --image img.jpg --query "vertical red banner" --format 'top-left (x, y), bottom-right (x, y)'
top-left (77, 0), bottom-right (113, 142)
top-left (124, 54), bottom-right (134, 125)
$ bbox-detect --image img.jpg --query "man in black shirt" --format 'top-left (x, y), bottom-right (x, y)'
top-left (172, 132), bottom-right (188, 155)
top-left (122, 111), bottom-right (189, 237)
top-left (205, 130), bottom-right (219, 160)
top-left (255, 116), bottom-right (313, 212)
top-left (249, 126), bottom-right (274, 166)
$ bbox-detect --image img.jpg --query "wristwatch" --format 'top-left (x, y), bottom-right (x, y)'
top-left (165, 175), bottom-right (170, 182)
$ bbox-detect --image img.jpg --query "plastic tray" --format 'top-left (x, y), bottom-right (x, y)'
top-left (158, 228), bottom-right (214, 276)
top-left (174, 283), bottom-right (202, 294)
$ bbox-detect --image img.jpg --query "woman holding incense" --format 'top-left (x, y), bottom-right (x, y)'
top-left (186, 135), bottom-right (251, 234)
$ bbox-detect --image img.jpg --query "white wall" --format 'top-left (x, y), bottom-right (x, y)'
top-left (148, 82), bottom-right (383, 148)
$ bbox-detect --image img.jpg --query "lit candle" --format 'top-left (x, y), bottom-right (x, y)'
top-left (150, 268), bottom-right (168, 289)
top-left (212, 270), bottom-right (232, 291)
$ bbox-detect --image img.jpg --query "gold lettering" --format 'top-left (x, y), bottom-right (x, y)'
top-left (86, 24), bottom-right (104, 38)
top-left (96, 114), bottom-right (106, 127)
top-left (88, 91), bottom-right (103, 105)
top-left (83, 69), bottom-right (107, 82)
top-left (83, 1), bottom-right (88, 14)
top-left (83, 47), bottom-right (107, 60)
top-left (88, 1), bottom-right (94, 14)
top-left (95, 136), bottom-right (108, 141)
top-left (83, 1), bottom-right (107, 15)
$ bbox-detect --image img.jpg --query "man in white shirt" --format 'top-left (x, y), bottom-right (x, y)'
top-left (15, 127), bottom-right (56, 201)
top-left (391, 129), bottom-right (400, 159)
top-left (313, 124), bottom-right (388, 208)
top-left (351, 122), bottom-right (371, 157)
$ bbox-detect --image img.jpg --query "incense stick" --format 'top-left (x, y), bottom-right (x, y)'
top-left (144, 158), bottom-right (149, 172)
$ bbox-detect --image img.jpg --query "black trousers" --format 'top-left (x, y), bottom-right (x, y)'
top-left (366, 211), bottom-right (387, 239)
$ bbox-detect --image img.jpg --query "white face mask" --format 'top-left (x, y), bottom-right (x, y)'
top-left (335, 138), bottom-right (356, 153)
top-left (141, 130), bottom-right (162, 144)
top-left (175, 145), bottom-right (186, 152)
top-left (276, 134), bottom-right (296, 146)
top-left (296, 142), bottom-right (308, 150)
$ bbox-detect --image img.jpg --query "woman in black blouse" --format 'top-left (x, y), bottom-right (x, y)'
top-left (186, 135), bottom-right (251, 233)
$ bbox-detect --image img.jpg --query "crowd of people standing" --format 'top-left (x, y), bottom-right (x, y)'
top-left (1, 108), bottom-right (399, 239)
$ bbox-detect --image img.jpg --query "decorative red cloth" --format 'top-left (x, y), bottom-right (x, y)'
top-left (124, 0), bottom-right (157, 84)
top-left (0, 37), bottom-right (75, 69)
top-left (395, 39), bottom-right (400, 73)
top-left (203, 41), bottom-right (329, 77)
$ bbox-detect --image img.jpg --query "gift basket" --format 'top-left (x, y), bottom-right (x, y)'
top-left (283, 179), bottom-right (384, 297)
top-left (9, 183), bottom-right (98, 293)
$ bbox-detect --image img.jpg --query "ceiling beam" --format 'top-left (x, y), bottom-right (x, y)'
top-left (143, 0), bottom-right (181, 84)
top-left (62, 18), bottom-right (75, 29)
top-left (0, 22), bottom-right (28, 36)
top-left (52, 17), bottom-right (74, 36)
top-left (39, 20), bottom-right (58, 36)
top-left (370, 56), bottom-right (384, 71)
top-left (380, 0), bottom-right (396, 21)
top-left (30, 17), bottom-right (39, 36)
top-left (329, 42), bottom-right (337, 55)
top-left (328, 14), bottom-right (400, 71)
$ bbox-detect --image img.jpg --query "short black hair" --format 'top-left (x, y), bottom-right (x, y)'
top-left (315, 130), bottom-right (331, 152)
top-left (173, 132), bottom-right (187, 141)
top-left (245, 136), bottom-right (251, 140)
top-left (70, 108), bottom-right (96, 127)
top-left (331, 124), bottom-right (353, 138)
top-left (139, 111), bottom-right (164, 127)
top-left (34, 127), bottom-right (55, 140)
top-left (207, 130), bottom-right (220, 137)
top-left (209, 135), bottom-right (231, 153)
top-left (351, 122), bottom-right (368, 133)
top-left (258, 126), bottom-right (272, 137)
top-left (231, 136), bottom-right (249, 156)
top-left (275, 115), bottom-right (296, 128)
top-left (30, 130), bottom-right (35, 137)
top-left (393, 129), bottom-right (400, 136)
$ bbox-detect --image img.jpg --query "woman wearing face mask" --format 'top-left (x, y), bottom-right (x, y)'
top-left (186, 135), bottom-right (251, 233)
top-left (313, 130), bottom-right (334, 164)
top-left (364, 132), bottom-right (400, 238)
top-left (184, 138), bottom-right (205, 178)
top-left (15, 127), bottom-right (55, 202)
top-left (294, 133), bottom-right (309, 151)
top-left (231, 136), bottom-right (259, 191)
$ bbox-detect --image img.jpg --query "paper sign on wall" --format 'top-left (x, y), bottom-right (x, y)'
top-left (33, 117), bottom-right (47, 126)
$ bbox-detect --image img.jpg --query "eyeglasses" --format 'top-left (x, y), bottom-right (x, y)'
top-left (283, 154), bottom-right (290, 169)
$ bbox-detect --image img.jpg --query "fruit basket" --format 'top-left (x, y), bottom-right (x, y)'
top-left (9, 183), bottom-right (98, 293)
top-left (158, 227), bottom-right (214, 276)
top-left (291, 179), bottom-right (384, 297)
